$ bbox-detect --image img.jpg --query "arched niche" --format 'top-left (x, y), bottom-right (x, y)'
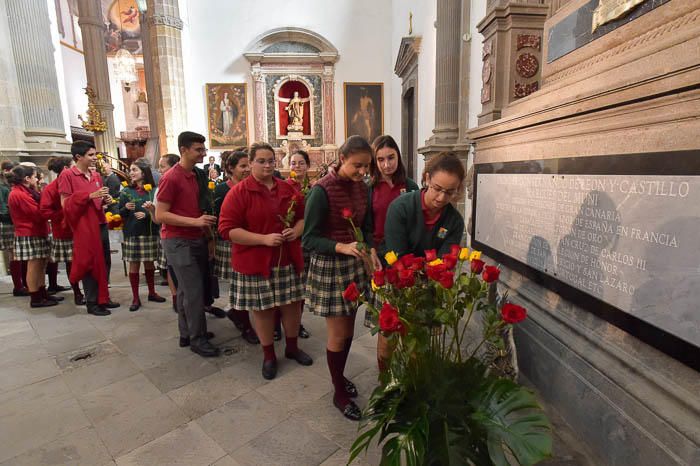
top-left (244, 28), bottom-right (339, 169)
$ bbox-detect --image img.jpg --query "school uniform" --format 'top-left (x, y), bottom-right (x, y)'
top-left (218, 176), bottom-right (305, 312)
top-left (213, 180), bottom-right (234, 280)
top-left (8, 185), bottom-right (50, 260)
top-left (302, 169), bottom-right (373, 317)
top-left (368, 177), bottom-right (420, 259)
top-left (0, 182), bottom-right (14, 251)
top-left (119, 186), bottom-right (160, 262)
top-left (40, 178), bottom-right (73, 263)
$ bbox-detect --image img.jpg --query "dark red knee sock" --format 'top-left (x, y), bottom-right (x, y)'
top-left (327, 349), bottom-right (350, 405)
top-left (285, 336), bottom-right (298, 356)
top-left (262, 344), bottom-right (276, 362)
top-left (341, 338), bottom-right (353, 381)
top-left (9, 260), bottom-right (23, 290)
top-left (46, 261), bottom-right (59, 289)
top-left (274, 309), bottom-right (281, 332)
top-left (128, 272), bottom-right (140, 303)
top-left (21, 260), bottom-right (28, 289)
top-left (144, 268), bottom-right (157, 295)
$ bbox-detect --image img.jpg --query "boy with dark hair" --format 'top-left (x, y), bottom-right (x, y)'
top-left (59, 141), bottom-right (119, 316)
top-left (156, 131), bottom-right (220, 357)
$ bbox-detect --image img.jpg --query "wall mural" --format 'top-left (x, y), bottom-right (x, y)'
top-left (205, 83), bottom-right (249, 149)
top-left (344, 83), bottom-right (383, 142)
top-left (104, 0), bottom-right (142, 54)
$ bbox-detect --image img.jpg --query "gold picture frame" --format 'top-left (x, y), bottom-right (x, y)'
top-left (205, 83), bottom-right (249, 149)
top-left (343, 82), bottom-right (384, 142)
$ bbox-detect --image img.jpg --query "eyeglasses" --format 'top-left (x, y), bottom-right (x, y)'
top-left (254, 159), bottom-right (276, 166)
top-left (428, 184), bottom-right (459, 197)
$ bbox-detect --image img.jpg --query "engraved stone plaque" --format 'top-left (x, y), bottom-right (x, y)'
top-left (475, 174), bottom-right (700, 348)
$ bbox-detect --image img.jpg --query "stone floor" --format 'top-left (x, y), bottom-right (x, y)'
top-left (0, 258), bottom-right (594, 465)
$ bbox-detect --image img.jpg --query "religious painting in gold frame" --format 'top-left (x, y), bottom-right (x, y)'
top-left (205, 83), bottom-right (249, 149)
top-left (343, 83), bottom-right (384, 143)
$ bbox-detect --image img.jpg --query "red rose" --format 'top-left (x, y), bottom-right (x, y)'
top-left (450, 244), bottom-right (461, 257)
top-left (399, 253), bottom-right (415, 268)
top-left (373, 270), bottom-right (385, 286)
top-left (341, 208), bottom-right (353, 219)
top-left (443, 253), bottom-right (458, 270)
top-left (501, 303), bottom-right (527, 324)
top-left (379, 303), bottom-right (401, 332)
top-left (386, 268), bottom-right (399, 285)
top-left (397, 268), bottom-right (415, 289)
top-left (426, 263), bottom-right (447, 281)
top-left (409, 256), bottom-right (425, 271)
top-left (438, 271), bottom-right (454, 289)
top-left (470, 258), bottom-right (485, 274)
top-left (425, 249), bottom-right (437, 262)
top-left (342, 282), bottom-right (360, 302)
top-left (482, 265), bottom-right (501, 283)
top-left (392, 258), bottom-right (406, 271)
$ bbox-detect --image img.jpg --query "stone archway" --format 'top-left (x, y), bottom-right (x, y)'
top-left (395, 36), bottom-right (421, 181)
top-left (244, 28), bottom-right (339, 170)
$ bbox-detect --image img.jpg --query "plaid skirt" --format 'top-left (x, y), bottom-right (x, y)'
top-left (51, 238), bottom-right (73, 263)
top-left (305, 253), bottom-right (368, 317)
top-left (230, 265), bottom-right (304, 312)
top-left (213, 239), bottom-right (233, 280)
top-left (364, 289), bottom-right (384, 327)
top-left (0, 223), bottom-right (14, 250)
top-left (158, 241), bottom-right (167, 269)
top-left (14, 236), bottom-right (51, 260)
top-left (122, 235), bottom-right (160, 262)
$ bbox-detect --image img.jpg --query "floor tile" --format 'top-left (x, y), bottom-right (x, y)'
top-left (0, 398), bottom-right (91, 463)
top-left (62, 354), bottom-right (140, 395)
top-left (42, 327), bottom-right (107, 356)
top-left (115, 421), bottom-right (226, 466)
top-left (256, 366), bottom-right (331, 413)
top-left (78, 373), bottom-right (163, 424)
top-left (230, 415), bottom-right (338, 466)
top-left (0, 426), bottom-right (111, 466)
top-left (30, 314), bottom-right (96, 340)
top-left (0, 375), bottom-right (72, 418)
top-left (143, 352), bottom-right (218, 393)
top-left (0, 357), bottom-right (60, 393)
top-left (196, 391), bottom-right (288, 454)
top-left (94, 394), bottom-right (188, 457)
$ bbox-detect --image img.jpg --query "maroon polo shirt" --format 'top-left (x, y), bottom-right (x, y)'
top-left (58, 166), bottom-right (106, 224)
top-left (372, 179), bottom-right (407, 245)
top-left (421, 190), bottom-right (441, 230)
top-left (156, 163), bottom-right (204, 239)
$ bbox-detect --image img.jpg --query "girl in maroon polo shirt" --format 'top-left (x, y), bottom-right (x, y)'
top-left (302, 136), bottom-right (382, 420)
top-left (218, 142), bottom-right (313, 380)
top-left (7, 165), bottom-right (59, 308)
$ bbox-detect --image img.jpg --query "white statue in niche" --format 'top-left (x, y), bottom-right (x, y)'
top-left (220, 92), bottom-right (235, 136)
top-left (285, 91), bottom-right (305, 132)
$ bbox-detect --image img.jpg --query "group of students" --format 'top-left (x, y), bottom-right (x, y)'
top-left (155, 131), bottom-right (465, 420)
top-left (0, 131), bottom-right (466, 421)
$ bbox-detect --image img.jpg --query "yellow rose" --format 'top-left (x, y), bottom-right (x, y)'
top-left (143, 184), bottom-right (152, 192)
top-left (384, 251), bottom-right (398, 265)
top-left (105, 212), bottom-right (113, 220)
top-left (289, 170), bottom-right (297, 179)
top-left (113, 214), bottom-right (122, 221)
top-left (111, 198), bottom-right (117, 204)
top-left (121, 181), bottom-right (128, 187)
top-left (96, 154), bottom-right (103, 160)
top-left (469, 250), bottom-right (481, 261)
top-left (459, 247), bottom-right (470, 260)
top-left (428, 258), bottom-right (444, 267)
top-left (371, 279), bottom-right (379, 292)
top-left (208, 181), bottom-right (216, 190)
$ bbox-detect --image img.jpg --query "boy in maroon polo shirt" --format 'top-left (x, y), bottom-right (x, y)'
top-left (156, 132), bottom-right (220, 358)
top-left (58, 141), bottom-right (119, 316)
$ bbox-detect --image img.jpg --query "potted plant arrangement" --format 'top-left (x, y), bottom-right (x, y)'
top-left (346, 246), bottom-right (552, 466)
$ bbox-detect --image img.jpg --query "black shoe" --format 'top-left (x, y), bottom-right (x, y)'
top-left (87, 306), bottom-right (111, 316)
top-left (179, 332), bottom-right (215, 347)
top-left (285, 349), bottom-right (313, 366)
top-left (190, 341), bottom-right (221, 357)
top-left (226, 309), bottom-right (245, 331)
top-left (74, 295), bottom-right (85, 306)
top-left (205, 306), bottom-right (227, 318)
top-left (262, 359), bottom-right (278, 380)
top-left (47, 285), bottom-right (71, 294)
top-left (273, 329), bottom-right (282, 341)
top-left (30, 299), bottom-right (58, 308)
top-left (333, 397), bottom-right (362, 421)
top-left (13, 288), bottom-right (29, 297)
top-left (344, 378), bottom-right (359, 398)
top-left (46, 294), bottom-right (64, 302)
top-left (147, 294), bottom-right (166, 303)
top-left (242, 328), bottom-right (260, 345)
top-left (298, 325), bottom-right (310, 338)
top-left (105, 300), bottom-right (120, 309)
top-left (129, 301), bottom-right (141, 312)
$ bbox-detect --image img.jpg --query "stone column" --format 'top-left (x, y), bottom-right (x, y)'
top-left (251, 66), bottom-right (268, 143)
top-left (139, 8), bottom-right (160, 161)
top-left (5, 0), bottom-right (70, 155)
top-left (76, 0), bottom-right (118, 157)
top-left (419, 0), bottom-right (463, 160)
top-left (0, 0), bottom-right (25, 157)
top-left (144, 0), bottom-right (188, 153)
top-left (320, 63), bottom-right (337, 162)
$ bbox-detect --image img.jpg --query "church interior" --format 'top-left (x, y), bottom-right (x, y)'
top-left (0, 0), bottom-right (698, 465)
